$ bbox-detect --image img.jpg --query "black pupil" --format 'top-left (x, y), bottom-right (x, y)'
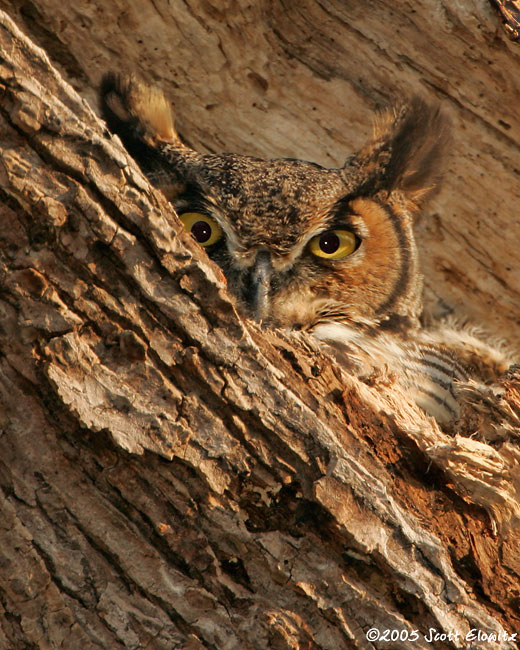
top-left (319, 232), bottom-right (340, 254)
top-left (191, 220), bottom-right (212, 243)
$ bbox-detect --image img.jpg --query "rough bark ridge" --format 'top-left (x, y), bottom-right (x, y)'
top-left (0, 3), bottom-right (519, 650)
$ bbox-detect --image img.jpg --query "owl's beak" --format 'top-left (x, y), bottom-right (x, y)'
top-left (248, 250), bottom-right (272, 324)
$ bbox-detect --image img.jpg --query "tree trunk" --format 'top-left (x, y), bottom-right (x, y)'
top-left (0, 2), bottom-right (519, 649)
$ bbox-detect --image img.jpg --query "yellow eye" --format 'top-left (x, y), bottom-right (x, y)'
top-left (309, 230), bottom-right (358, 259)
top-left (179, 212), bottom-right (222, 247)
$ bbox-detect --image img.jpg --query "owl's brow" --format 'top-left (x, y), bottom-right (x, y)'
top-left (172, 186), bottom-right (209, 213)
top-left (298, 199), bottom-right (362, 241)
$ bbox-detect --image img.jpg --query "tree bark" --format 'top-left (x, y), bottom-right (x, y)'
top-left (0, 3), bottom-right (519, 649)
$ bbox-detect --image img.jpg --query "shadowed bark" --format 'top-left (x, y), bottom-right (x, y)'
top-left (0, 3), bottom-right (520, 649)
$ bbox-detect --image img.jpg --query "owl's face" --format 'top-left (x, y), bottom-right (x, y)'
top-left (100, 76), bottom-right (448, 334)
top-left (171, 155), bottom-right (421, 332)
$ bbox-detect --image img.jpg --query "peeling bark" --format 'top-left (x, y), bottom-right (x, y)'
top-left (0, 3), bottom-right (520, 649)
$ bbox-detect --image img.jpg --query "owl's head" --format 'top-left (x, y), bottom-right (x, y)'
top-left (101, 75), bottom-right (449, 333)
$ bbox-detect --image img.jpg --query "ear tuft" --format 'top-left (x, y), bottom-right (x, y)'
top-left (100, 73), bottom-right (180, 146)
top-left (99, 73), bottom-right (199, 199)
top-left (347, 97), bottom-right (451, 206)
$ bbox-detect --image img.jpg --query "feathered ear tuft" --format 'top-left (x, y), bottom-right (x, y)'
top-left (345, 97), bottom-right (451, 207)
top-left (100, 73), bottom-right (179, 146)
top-left (99, 73), bottom-right (199, 198)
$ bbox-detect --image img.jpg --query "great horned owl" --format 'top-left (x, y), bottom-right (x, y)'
top-left (99, 74), bottom-right (516, 424)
